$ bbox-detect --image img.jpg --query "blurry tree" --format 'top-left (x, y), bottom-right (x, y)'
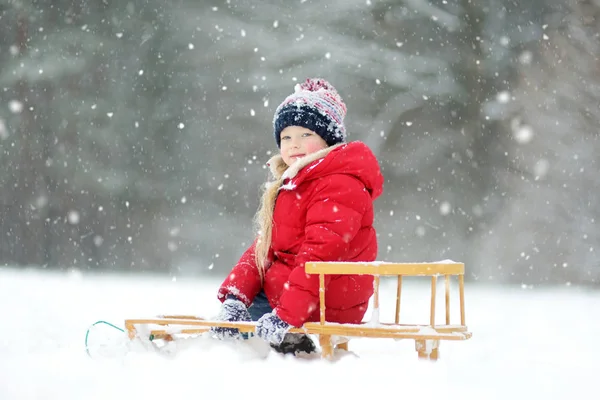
top-left (0, 0), bottom-right (597, 285)
top-left (0, 0), bottom-right (199, 270)
top-left (474, 0), bottom-right (600, 285)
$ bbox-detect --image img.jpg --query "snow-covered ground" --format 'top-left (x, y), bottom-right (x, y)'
top-left (0, 267), bottom-right (597, 400)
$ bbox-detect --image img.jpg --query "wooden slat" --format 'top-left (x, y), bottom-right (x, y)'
top-left (319, 273), bottom-right (326, 324)
top-left (127, 318), bottom-right (470, 332)
top-left (430, 275), bottom-right (437, 326)
top-left (301, 322), bottom-right (472, 340)
top-left (373, 275), bottom-right (380, 312)
top-left (146, 323), bottom-right (472, 341)
top-left (319, 335), bottom-right (333, 359)
top-left (445, 275), bottom-right (450, 325)
top-left (377, 323), bottom-right (469, 333)
top-left (125, 316), bottom-right (473, 344)
top-left (150, 328), bottom-right (211, 337)
top-left (395, 275), bottom-right (402, 324)
top-left (336, 342), bottom-right (349, 351)
top-left (125, 318), bottom-right (258, 331)
top-left (459, 274), bottom-right (466, 325)
top-left (158, 315), bottom-right (203, 320)
top-left (305, 262), bottom-right (464, 276)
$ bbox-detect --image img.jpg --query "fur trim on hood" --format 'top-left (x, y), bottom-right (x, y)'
top-left (266, 143), bottom-right (345, 182)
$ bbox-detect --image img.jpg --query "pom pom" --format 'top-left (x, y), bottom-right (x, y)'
top-left (298, 78), bottom-right (337, 93)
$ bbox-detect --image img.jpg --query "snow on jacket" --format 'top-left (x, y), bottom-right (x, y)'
top-left (217, 141), bottom-right (384, 327)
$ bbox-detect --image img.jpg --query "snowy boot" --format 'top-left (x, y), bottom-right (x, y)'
top-left (270, 333), bottom-right (317, 355)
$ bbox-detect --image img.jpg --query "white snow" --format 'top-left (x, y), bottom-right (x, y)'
top-left (0, 118), bottom-right (7, 140)
top-left (439, 201), bottom-right (452, 215)
top-left (67, 210), bottom-right (80, 225)
top-left (534, 158), bottom-right (550, 179)
top-left (8, 100), bottom-right (23, 114)
top-left (496, 91), bottom-right (511, 104)
top-left (0, 267), bottom-right (598, 400)
top-left (514, 125), bottom-right (534, 144)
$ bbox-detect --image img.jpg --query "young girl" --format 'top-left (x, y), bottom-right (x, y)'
top-left (211, 78), bottom-right (384, 355)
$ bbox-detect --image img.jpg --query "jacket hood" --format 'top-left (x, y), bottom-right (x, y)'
top-left (266, 141), bottom-right (384, 200)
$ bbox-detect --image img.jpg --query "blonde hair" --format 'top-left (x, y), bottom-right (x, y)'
top-left (252, 144), bottom-right (341, 283)
top-left (253, 160), bottom-right (288, 283)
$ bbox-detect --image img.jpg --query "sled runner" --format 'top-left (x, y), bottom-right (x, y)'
top-left (123, 261), bottom-right (472, 360)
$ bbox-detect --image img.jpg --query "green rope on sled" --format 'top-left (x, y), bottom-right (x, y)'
top-left (84, 320), bottom-right (125, 357)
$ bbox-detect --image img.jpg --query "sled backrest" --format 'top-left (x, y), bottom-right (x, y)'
top-left (304, 261), bottom-right (466, 327)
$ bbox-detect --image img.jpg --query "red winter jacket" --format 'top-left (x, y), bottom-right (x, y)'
top-left (217, 141), bottom-right (384, 327)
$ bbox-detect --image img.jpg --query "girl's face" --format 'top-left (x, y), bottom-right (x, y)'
top-left (279, 126), bottom-right (328, 167)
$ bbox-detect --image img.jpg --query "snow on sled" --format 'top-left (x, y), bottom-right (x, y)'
top-left (121, 261), bottom-right (473, 361)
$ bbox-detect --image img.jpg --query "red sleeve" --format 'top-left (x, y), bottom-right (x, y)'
top-left (217, 239), bottom-right (262, 307)
top-left (275, 176), bottom-right (370, 327)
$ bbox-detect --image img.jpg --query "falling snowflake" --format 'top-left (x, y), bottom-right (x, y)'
top-left (534, 159), bottom-right (550, 179)
top-left (439, 201), bottom-right (452, 216)
top-left (514, 125), bottom-right (534, 144)
top-left (67, 210), bottom-right (80, 225)
top-left (496, 91), bottom-right (511, 104)
top-left (93, 236), bottom-right (104, 247)
top-left (9, 100), bottom-right (23, 114)
top-left (0, 119), bottom-right (7, 140)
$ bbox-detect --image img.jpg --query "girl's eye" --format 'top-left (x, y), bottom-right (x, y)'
top-left (302, 132), bottom-right (312, 137)
top-left (281, 136), bottom-right (290, 140)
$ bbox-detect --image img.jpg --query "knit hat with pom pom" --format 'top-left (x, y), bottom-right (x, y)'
top-left (273, 78), bottom-right (347, 148)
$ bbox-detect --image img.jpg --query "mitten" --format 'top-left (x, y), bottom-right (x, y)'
top-left (210, 296), bottom-right (251, 339)
top-left (256, 311), bottom-right (291, 345)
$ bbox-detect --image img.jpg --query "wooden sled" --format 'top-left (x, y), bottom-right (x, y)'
top-left (125, 261), bottom-right (472, 360)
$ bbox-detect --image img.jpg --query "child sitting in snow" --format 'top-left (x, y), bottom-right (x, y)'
top-left (211, 78), bottom-right (384, 355)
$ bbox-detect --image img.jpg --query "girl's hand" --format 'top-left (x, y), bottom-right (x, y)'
top-left (210, 297), bottom-right (251, 339)
top-left (256, 311), bottom-right (290, 345)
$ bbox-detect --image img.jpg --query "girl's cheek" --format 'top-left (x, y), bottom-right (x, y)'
top-left (306, 142), bottom-right (326, 154)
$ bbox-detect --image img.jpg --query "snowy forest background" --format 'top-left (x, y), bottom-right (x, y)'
top-left (0, 0), bottom-right (598, 286)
